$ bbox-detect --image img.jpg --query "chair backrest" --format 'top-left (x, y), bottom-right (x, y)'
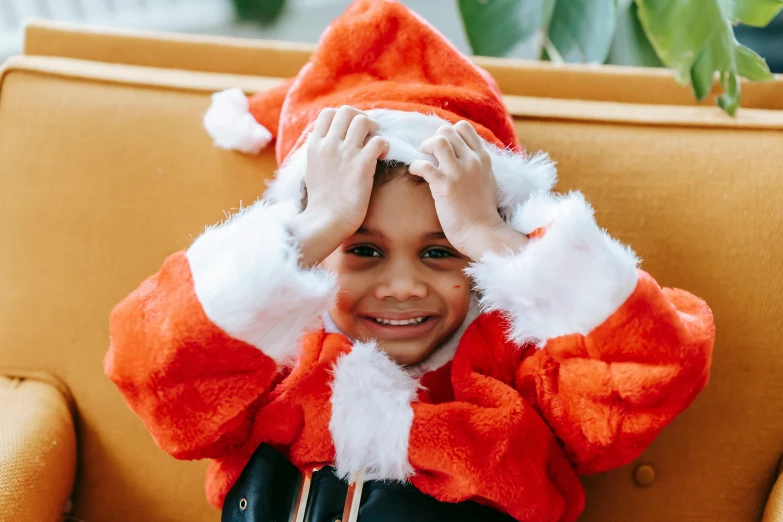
top-left (1, 21), bottom-right (781, 522)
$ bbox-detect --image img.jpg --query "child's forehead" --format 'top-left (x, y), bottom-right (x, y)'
top-left (366, 178), bottom-right (440, 218)
top-left (364, 177), bottom-right (443, 235)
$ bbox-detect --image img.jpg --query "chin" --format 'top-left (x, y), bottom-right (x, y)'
top-left (373, 338), bottom-right (436, 366)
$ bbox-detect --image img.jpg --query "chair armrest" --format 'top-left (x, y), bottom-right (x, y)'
top-left (0, 373), bottom-right (76, 522)
top-left (763, 458), bottom-right (783, 522)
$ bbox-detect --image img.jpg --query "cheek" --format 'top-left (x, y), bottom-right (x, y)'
top-left (435, 272), bottom-right (472, 319)
top-left (332, 270), bottom-right (375, 313)
top-left (332, 276), bottom-right (358, 312)
top-left (322, 253), bottom-right (366, 312)
top-left (328, 272), bottom-right (365, 338)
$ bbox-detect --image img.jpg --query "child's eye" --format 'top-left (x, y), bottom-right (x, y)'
top-left (422, 248), bottom-right (453, 259)
top-left (348, 246), bottom-right (382, 258)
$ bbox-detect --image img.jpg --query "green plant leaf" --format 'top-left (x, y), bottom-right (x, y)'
top-left (689, 18), bottom-right (733, 100)
top-left (542, 38), bottom-right (565, 62)
top-left (635, 0), bottom-right (720, 83)
top-left (736, 43), bottom-right (775, 80)
top-left (607, 0), bottom-right (662, 67)
top-left (458, 0), bottom-right (551, 57)
top-left (542, 0), bottom-right (558, 28)
top-left (230, 0), bottom-right (287, 25)
top-left (717, 70), bottom-right (741, 115)
top-left (547, 0), bottom-right (617, 63)
top-left (733, 0), bottom-right (783, 26)
top-left (636, 0), bottom-right (779, 115)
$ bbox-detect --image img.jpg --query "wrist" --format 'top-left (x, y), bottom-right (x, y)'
top-left (290, 208), bottom-right (351, 267)
top-left (464, 219), bottom-right (528, 261)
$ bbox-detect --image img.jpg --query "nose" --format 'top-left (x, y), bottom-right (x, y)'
top-left (374, 260), bottom-right (428, 302)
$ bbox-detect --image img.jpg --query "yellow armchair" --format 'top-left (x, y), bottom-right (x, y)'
top-left (0, 374), bottom-right (76, 522)
top-left (1, 20), bottom-right (782, 522)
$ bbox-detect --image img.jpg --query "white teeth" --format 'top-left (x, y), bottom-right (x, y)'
top-left (373, 317), bottom-right (427, 326)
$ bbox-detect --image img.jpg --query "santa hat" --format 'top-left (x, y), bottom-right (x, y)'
top-left (203, 0), bottom-right (556, 216)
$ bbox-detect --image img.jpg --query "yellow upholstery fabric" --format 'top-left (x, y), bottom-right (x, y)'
top-left (0, 21), bottom-right (781, 522)
top-left (0, 374), bottom-right (76, 522)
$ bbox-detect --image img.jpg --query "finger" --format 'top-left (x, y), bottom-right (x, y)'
top-left (310, 108), bottom-right (337, 140)
top-left (360, 136), bottom-right (390, 162)
top-left (435, 125), bottom-right (470, 159)
top-left (454, 120), bottom-right (484, 152)
top-left (345, 115), bottom-right (380, 149)
top-left (327, 106), bottom-right (364, 141)
top-left (420, 136), bottom-right (458, 172)
top-left (408, 160), bottom-right (444, 185)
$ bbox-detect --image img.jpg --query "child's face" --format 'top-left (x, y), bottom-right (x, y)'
top-left (321, 177), bottom-right (472, 366)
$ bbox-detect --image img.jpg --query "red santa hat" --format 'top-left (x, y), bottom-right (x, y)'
top-left (203, 0), bottom-right (556, 216)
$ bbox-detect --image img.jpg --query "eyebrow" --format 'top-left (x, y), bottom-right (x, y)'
top-left (354, 227), bottom-right (448, 241)
top-left (355, 227), bottom-right (386, 239)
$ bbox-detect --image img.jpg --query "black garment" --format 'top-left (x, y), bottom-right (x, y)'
top-left (222, 443), bottom-right (516, 522)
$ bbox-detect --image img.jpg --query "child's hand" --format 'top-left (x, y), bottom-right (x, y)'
top-left (409, 122), bottom-right (527, 260)
top-left (292, 106), bottom-right (390, 267)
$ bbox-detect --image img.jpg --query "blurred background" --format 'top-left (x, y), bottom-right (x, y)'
top-left (0, 0), bottom-right (780, 70)
top-left (0, 0), bottom-right (780, 115)
top-left (0, 0), bottom-right (495, 59)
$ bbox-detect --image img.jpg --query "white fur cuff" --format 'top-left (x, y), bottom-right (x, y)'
top-left (465, 191), bottom-right (639, 346)
top-left (203, 88), bottom-right (273, 154)
top-left (187, 199), bottom-right (336, 364)
top-left (330, 341), bottom-right (418, 482)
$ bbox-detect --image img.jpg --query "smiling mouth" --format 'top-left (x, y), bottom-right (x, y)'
top-left (359, 314), bottom-right (440, 340)
top-left (369, 316), bottom-right (431, 326)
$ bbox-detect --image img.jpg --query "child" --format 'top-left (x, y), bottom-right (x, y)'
top-left (104, 1), bottom-right (715, 521)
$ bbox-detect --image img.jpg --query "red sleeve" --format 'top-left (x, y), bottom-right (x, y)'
top-left (104, 251), bottom-right (279, 460)
top-left (105, 198), bottom-right (335, 460)
top-left (516, 270), bottom-right (715, 474)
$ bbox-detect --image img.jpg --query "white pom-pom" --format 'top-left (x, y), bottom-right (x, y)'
top-left (203, 88), bottom-right (273, 154)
